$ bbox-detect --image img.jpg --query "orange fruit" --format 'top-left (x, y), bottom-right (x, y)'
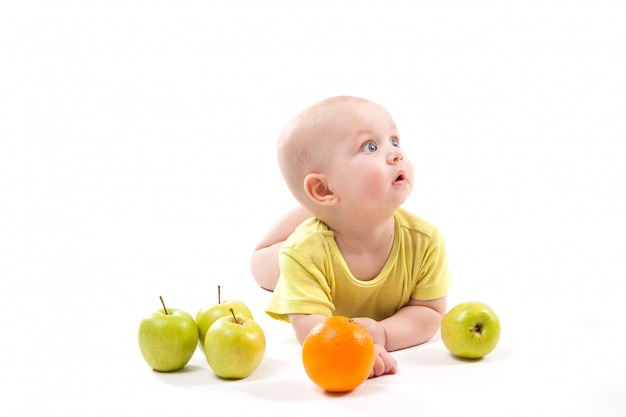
top-left (301, 316), bottom-right (376, 392)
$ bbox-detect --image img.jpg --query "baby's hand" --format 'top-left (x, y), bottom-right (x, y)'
top-left (351, 317), bottom-right (396, 377)
top-left (370, 344), bottom-right (397, 378)
top-left (352, 317), bottom-right (386, 346)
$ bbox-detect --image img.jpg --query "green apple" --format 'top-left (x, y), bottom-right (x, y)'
top-left (195, 285), bottom-right (253, 351)
top-left (138, 296), bottom-right (198, 372)
top-left (204, 308), bottom-right (266, 379)
top-left (440, 301), bottom-right (501, 359)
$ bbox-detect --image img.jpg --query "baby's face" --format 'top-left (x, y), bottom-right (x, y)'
top-left (321, 100), bottom-right (414, 214)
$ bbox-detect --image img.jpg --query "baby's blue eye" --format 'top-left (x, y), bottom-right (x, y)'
top-left (361, 142), bottom-right (377, 153)
top-left (391, 137), bottom-right (400, 147)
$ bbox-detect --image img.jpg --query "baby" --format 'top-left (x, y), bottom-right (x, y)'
top-left (251, 96), bottom-right (452, 377)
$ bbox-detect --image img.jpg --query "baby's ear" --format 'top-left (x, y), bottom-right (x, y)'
top-left (303, 173), bottom-right (338, 206)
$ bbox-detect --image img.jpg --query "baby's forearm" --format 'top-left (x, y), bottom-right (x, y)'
top-left (289, 313), bottom-right (327, 345)
top-left (380, 304), bottom-right (444, 351)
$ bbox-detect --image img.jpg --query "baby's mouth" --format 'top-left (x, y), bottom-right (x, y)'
top-left (393, 171), bottom-right (407, 184)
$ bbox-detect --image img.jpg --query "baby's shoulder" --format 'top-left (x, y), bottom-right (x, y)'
top-left (395, 208), bottom-right (439, 237)
top-left (283, 217), bottom-right (334, 250)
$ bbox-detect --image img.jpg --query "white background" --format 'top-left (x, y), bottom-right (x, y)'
top-left (2, 1), bottom-right (625, 416)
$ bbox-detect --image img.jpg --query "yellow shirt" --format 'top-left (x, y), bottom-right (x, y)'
top-left (266, 208), bottom-right (452, 322)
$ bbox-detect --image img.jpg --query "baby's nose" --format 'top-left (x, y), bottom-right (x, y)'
top-left (388, 148), bottom-right (404, 163)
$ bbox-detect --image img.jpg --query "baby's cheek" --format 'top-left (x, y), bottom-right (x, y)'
top-left (357, 185), bottom-right (379, 201)
top-left (360, 173), bottom-right (388, 198)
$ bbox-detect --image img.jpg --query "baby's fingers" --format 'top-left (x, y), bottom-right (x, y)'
top-left (369, 346), bottom-right (397, 378)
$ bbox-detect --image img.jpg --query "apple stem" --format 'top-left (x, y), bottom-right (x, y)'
top-left (228, 308), bottom-right (239, 324)
top-left (470, 323), bottom-right (483, 336)
top-left (218, 285), bottom-right (221, 304)
top-left (159, 295), bottom-right (168, 315)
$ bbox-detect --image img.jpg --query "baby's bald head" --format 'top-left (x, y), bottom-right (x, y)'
top-left (277, 96), bottom-right (371, 206)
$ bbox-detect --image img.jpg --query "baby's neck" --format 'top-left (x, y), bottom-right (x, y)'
top-left (329, 216), bottom-right (395, 281)
top-left (331, 216), bottom-right (394, 252)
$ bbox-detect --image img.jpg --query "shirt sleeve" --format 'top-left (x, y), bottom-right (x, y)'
top-left (265, 248), bottom-right (335, 322)
top-left (411, 228), bottom-right (453, 300)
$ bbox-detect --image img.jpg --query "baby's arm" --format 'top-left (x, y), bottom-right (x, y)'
top-left (250, 205), bottom-right (312, 291)
top-left (353, 296), bottom-right (447, 351)
top-left (288, 313), bottom-right (328, 344)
